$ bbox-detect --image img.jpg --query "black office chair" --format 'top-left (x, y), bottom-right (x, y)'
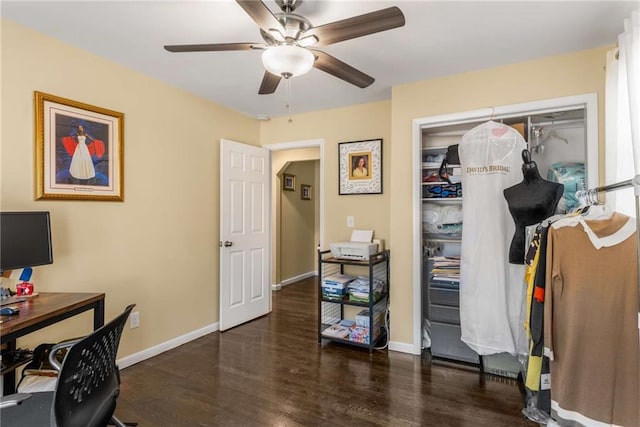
top-left (0, 304), bottom-right (135, 427)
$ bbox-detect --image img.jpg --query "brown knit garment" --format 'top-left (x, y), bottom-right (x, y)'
top-left (545, 212), bottom-right (639, 426)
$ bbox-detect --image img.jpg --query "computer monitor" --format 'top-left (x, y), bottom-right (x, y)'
top-left (0, 211), bottom-right (53, 273)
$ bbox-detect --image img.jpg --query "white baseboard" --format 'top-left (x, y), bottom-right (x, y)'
top-left (281, 271), bottom-right (316, 286)
top-left (273, 271), bottom-right (316, 291)
top-left (117, 322), bottom-right (219, 369)
top-left (389, 341), bottom-right (420, 355)
top-left (116, 324), bottom-right (417, 371)
top-left (116, 298), bottom-right (415, 370)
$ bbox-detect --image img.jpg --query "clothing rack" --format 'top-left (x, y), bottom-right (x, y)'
top-left (576, 178), bottom-right (635, 205)
top-left (576, 174), bottom-right (640, 324)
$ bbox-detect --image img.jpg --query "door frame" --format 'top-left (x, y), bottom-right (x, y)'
top-left (264, 138), bottom-right (325, 291)
top-left (411, 93), bottom-right (599, 354)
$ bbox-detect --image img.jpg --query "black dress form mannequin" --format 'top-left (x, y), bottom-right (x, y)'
top-left (503, 150), bottom-right (564, 264)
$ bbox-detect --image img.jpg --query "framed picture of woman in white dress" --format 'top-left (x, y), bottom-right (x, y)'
top-left (35, 91), bottom-right (124, 201)
top-left (338, 138), bottom-right (382, 195)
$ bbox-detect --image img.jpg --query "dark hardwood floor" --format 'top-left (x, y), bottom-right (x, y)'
top-left (116, 278), bottom-right (536, 426)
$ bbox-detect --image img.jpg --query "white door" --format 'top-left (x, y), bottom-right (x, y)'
top-left (220, 139), bottom-right (271, 331)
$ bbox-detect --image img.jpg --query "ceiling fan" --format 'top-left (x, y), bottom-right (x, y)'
top-left (164, 0), bottom-right (405, 95)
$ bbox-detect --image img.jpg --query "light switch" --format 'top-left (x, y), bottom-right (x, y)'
top-left (347, 216), bottom-right (354, 228)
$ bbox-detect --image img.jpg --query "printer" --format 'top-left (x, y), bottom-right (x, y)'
top-left (330, 230), bottom-right (380, 261)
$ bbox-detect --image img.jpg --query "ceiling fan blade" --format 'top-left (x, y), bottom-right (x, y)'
top-left (259, 72), bottom-right (282, 95)
top-left (164, 42), bottom-right (265, 52)
top-left (236, 0), bottom-right (285, 34)
top-left (306, 6), bottom-right (405, 46)
top-left (311, 50), bottom-right (374, 88)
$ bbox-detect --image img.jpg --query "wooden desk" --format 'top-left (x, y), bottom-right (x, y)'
top-left (1, 292), bottom-right (105, 394)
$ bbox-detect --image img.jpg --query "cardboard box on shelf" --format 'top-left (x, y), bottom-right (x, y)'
top-left (355, 309), bottom-right (383, 328)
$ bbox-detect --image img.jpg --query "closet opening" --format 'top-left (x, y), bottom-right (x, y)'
top-left (411, 94), bottom-right (598, 374)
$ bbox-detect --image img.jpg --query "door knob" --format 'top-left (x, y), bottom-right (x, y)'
top-left (224, 241), bottom-right (233, 247)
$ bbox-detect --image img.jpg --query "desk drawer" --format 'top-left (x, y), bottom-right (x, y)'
top-left (429, 287), bottom-right (459, 307)
top-left (429, 304), bottom-right (460, 324)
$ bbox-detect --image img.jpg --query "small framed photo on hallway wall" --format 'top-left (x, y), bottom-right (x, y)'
top-left (283, 173), bottom-right (296, 191)
top-left (338, 138), bottom-right (382, 195)
top-left (34, 91), bottom-right (124, 201)
top-left (301, 184), bottom-right (312, 200)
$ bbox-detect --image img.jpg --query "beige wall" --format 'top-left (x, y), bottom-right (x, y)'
top-left (389, 46), bottom-right (610, 345)
top-left (280, 160), bottom-right (317, 281)
top-left (1, 20), bottom-right (259, 354)
top-left (2, 18), bottom-right (613, 357)
top-left (261, 101), bottom-right (392, 248)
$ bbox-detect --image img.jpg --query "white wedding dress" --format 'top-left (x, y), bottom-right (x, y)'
top-left (69, 135), bottom-right (96, 179)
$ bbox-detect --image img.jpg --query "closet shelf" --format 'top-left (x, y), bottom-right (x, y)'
top-left (423, 181), bottom-right (450, 186)
top-left (422, 162), bottom-right (442, 169)
top-left (423, 235), bottom-right (462, 242)
top-left (422, 197), bottom-right (463, 202)
top-left (423, 163), bottom-right (461, 169)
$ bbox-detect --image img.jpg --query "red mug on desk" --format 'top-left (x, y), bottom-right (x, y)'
top-left (16, 282), bottom-right (34, 296)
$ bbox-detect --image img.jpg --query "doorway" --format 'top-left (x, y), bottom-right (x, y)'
top-left (277, 159), bottom-right (319, 286)
top-left (265, 139), bottom-right (325, 291)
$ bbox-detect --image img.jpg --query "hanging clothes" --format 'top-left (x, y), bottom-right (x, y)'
top-left (544, 211), bottom-right (639, 427)
top-left (523, 218), bottom-right (563, 419)
top-left (524, 225), bottom-right (545, 391)
top-left (459, 120), bottom-right (528, 355)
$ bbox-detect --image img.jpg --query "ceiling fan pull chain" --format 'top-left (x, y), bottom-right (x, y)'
top-left (286, 78), bottom-right (293, 123)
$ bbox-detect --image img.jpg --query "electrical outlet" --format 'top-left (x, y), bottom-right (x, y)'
top-left (347, 216), bottom-right (355, 228)
top-left (130, 311), bottom-right (140, 329)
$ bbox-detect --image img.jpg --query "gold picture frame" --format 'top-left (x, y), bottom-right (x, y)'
top-left (283, 173), bottom-right (296, 191)
top-left (301, 184), bottom-right (312, 200)
top-left (35, 91), bottom-right (124, 201)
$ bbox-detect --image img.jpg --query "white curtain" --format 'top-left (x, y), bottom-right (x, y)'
top-left (605, 9), bottom-right (639, 216)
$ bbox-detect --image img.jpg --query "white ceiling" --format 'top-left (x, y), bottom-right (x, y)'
top-left (2, 1), bottom-right (637, 119)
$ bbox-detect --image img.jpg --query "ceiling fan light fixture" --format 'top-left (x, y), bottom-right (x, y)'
top-left (262, 45), bottom-right (314, 78)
